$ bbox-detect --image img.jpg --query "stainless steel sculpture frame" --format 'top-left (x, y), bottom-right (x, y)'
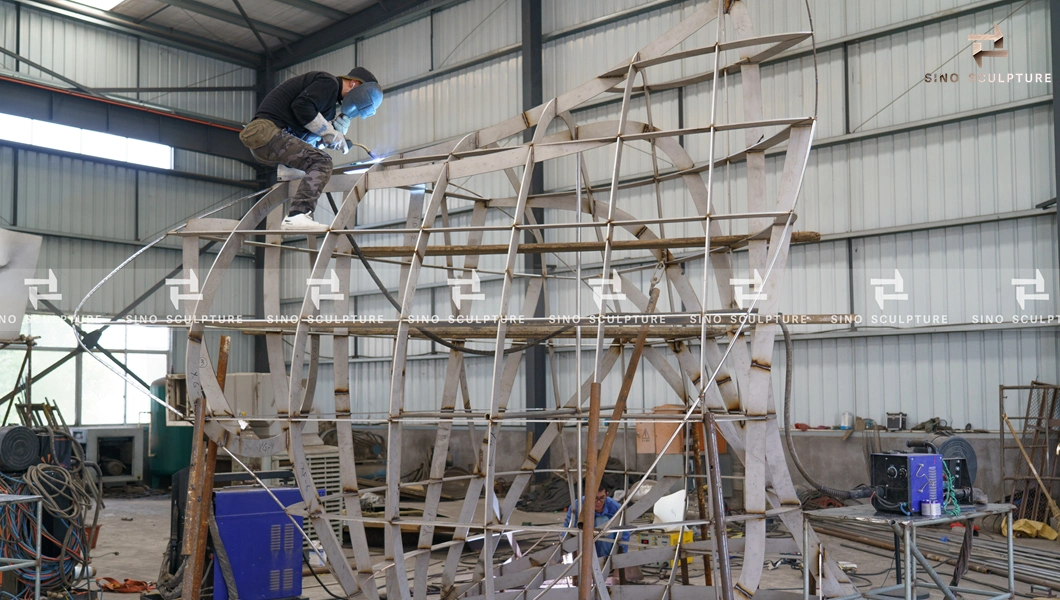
top-left (81, 2), bottom-right (857, 599)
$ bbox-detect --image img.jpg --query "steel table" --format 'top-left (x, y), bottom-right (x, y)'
top-left (803, 503), bottom-right (1014, 600)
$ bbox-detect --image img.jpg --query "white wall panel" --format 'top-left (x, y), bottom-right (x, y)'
top-left (137, 41), bottom-right (256, 123)
top-left (848, 0), bottom-right (1051, 133)
top-left (853, 215), bottom-right (1059, 326)
top-left (0, 147), bottom-right (12, 225)
top-left (173, 150), bottom-right (256, 181)
top-left (543, 3), bottom-right (685, 101)
top-left (18, 7), bottom-right (136, 87)
top-left (780, 328), bottom-right (1060, 432)
top-left (16, 150), bottom-right (137, 241)
top-left (352, 55), bottom-right (521, 156)
top-left (843, 105), bottom-right (1054, 232)
top-left (138, 172), bottom-right (256, 248)
top-left (0, 1), bottom-right (16, 72)
top-left (170, 327), bottom-right (255, 375)
top-left (359, 18), bottom-right (432, 85)
top-left (543, 0), bottom-right (668, 34)
top-left (277, 45), bottom-right (356, 83)
top-left (433, 0), bottom-right (521, 66)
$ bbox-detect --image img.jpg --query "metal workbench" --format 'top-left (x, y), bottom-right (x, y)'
top-left (803, 503), bottom-right (1014, 600)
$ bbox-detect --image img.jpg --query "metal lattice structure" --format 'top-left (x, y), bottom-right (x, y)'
top-left (83, 2), bottom-right (859, 598)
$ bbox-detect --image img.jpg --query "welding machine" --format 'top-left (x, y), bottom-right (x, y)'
top-left (212, 487), bottom-right (305, 600)
top-left (869, 452), bottom-right (945, 515)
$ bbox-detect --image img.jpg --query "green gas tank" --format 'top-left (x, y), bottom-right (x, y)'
top-left (149, 376), bottom-right (192, 487)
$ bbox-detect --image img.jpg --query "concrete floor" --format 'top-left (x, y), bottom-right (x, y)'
top-left (90, 497), bottom-right (1048, 599)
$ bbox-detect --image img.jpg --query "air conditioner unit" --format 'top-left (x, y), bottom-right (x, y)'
top-left (275, 445), bottom-right (342, 544)
top-left (69, 426), bottom-right (145, 485)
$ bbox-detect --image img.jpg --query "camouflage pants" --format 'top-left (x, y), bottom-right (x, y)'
top-left (241, 119), bottom-right (332, 214)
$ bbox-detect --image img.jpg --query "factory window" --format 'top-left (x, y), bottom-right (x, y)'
top-left (0, 315), bottom-right (169, 426)
top-left (0, 112), bottom-right (173, 169)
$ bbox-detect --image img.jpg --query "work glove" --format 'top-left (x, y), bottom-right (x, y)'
top-left (332, 113), bottom-right (351, 135)
top-left (304, 113), bottom-right (344, 150)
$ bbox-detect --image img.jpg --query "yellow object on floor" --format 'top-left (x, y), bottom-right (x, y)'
top-left (1002, 518), bottom-right (1058, 540)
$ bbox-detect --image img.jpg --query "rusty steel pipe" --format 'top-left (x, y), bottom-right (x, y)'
top-left (580, 382), bottom-right (603, 600)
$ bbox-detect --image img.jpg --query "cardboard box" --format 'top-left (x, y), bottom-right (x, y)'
top-left (635, 405), bottom-right (725, 455)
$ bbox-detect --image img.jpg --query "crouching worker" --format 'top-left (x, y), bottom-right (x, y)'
top-left (564, 482), bottom-right (641, 582)
top-left (239, 67), bottom-right (383, 232)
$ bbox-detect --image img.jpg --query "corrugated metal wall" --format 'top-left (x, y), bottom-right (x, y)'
top-left (0, 140), bottom-right (259, 371)
top-left (256, 0), bottom-right (1059, 427)
top-left (0, 0), bottom-right (256, 124)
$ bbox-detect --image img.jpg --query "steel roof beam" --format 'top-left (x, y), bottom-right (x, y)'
top-left (0, 77), bottom-right (251, 164)
top-left (154, 0), bottom-right (302, 42)
top-left (11, 0), bottom-right (261, 67)
top-left (273, 0), bottom-right (435, 69)
top-left (270, 0), bottom-right (347, 21)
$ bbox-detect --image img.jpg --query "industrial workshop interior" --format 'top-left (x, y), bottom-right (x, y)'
top-left (2, 0), bottom-right (1060, 599)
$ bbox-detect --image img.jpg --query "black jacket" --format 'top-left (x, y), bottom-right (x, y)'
top-left (254, 71), bottom-right (341, 140)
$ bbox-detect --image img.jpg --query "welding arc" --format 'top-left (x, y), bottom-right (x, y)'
top-left (780, 319), bottom-right (871, 500)
top-left (325, 193), bottom-right (573, 356)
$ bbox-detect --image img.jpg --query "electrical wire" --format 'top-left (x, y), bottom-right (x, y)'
top-left (301, 553), bottom-right (344, 600)
top-left (780, 318), bottom-right (872, 501)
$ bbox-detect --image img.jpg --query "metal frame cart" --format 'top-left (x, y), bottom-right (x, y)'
top-left (0, 493), bottom-right (43, 600)
top-left (803, 504), bottom-right (1014, 600)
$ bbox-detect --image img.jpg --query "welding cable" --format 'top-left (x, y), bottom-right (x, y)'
top-left (301, 552), bottom-right (344, 600)
top-left (0, 472), bottom-right (87, 591)
top-left (780, 319), bottom-right (872, 501)
top-left (324, 193), bottom-right (574, 357)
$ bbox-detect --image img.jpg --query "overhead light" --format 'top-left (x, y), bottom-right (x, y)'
top-left (70, 0), bottom-right (124, 11)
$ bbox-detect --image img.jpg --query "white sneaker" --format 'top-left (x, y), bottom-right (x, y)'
top-left (281, 212), bottom-right (329, 232)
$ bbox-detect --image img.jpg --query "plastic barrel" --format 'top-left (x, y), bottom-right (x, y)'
top-left (0, 426), bottom-right (42, 471)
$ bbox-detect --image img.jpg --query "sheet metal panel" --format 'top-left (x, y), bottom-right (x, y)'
top-left (170, 326), bottom-right (256, 374)
top-left (847, 0), bottom-right (1049, 133)
top-left (543, 2), bottom-right (685, 101)
top-left (843, 104), bottom-right (1054, 232)
top-left (16, 149), bottom-right (137, 241)
top-left (137, 41), bottom-right (256, 124)
top-left (543, 0), bottom-right (669, 35)
top-left (172, 150), bottom-right (256, 181)
top-left (358, 18), bottom-right (432, 86)
top-left (853, 214), bottom-right (1058, 327)
top-left (138, 171), bottom-right (256, 248)
top-left (0, 1), bottom-right (15, 72)
top-left (276, 43), bottom-right (357, 84)
top-left (0, 147), bottom-right (12, 225)
top-left (843, 328), bottom-right (1059, 432)
top-left (17, 6), bottom-right (136, 87)
top-left (432, 0), bottom-right (521, 67)
top-left (353, 54), bottom-right (521, 157)
top-left (676, 103), bottom-right (1053, 237)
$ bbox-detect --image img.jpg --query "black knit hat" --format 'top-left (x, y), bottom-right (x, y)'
top-left (342, 67), bottom-right (378, 84)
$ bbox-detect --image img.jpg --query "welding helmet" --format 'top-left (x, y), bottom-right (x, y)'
top-left (340, 81), bottom-right (383, 120)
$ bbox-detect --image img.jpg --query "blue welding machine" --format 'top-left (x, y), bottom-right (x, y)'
top-left (870, 453), bottom-right (944, 515)
top-left (213, 487), bottom-right (304, 600)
